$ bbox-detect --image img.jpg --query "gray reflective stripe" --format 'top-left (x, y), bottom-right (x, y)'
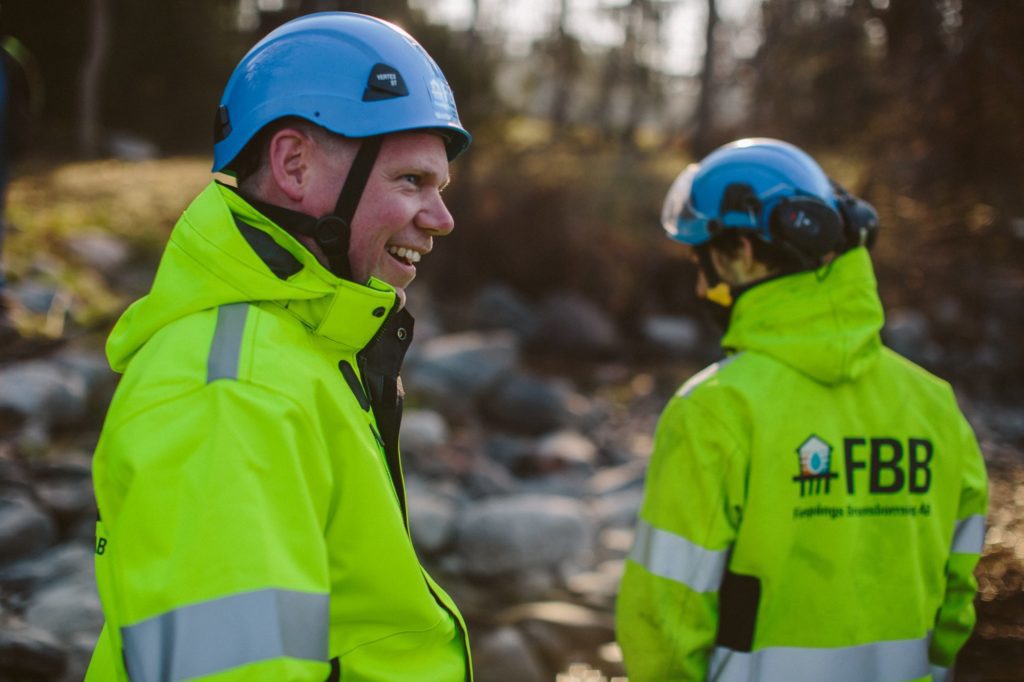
top-left (931, 665), bottom-right (951, 682)
top-left (709, 635), bottom-right (931, 682)
top-left (207, 303), bottom-right (249, 382)
top-left (629, 519), bottom-right (728, 593)
top-left (951, 514), bottom-right (986, 554)
top-left (678, 354), bottom-right (741, 398)
top-left (122, 588), bottom-right (328, 682)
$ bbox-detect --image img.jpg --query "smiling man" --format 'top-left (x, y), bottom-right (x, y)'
top-left (87, 13), bottom-right (472, 681)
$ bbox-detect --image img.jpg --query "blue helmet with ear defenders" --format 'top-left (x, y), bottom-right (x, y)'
top-left (661, 138), bottom-right (877, 267)
top-left (212, 11), bottom-right (472, 172)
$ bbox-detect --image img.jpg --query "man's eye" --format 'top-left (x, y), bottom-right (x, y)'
top-left (401, 174), bottom-right (421, 186)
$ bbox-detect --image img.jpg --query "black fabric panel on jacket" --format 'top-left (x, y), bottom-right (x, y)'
top-left (360, 306), bottom-right (414, 524)
top-left (234, 217), bottom-right (303, 279)
top-left (326, 657), bottom-right (340, 682)
top-left (715, 570), bottom-right (761, 652)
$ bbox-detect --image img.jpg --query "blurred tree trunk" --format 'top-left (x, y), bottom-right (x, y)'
top-left (78, 0), bottom-right (110, 157)
top-left (692, 0), bottom-right (718, 155)
top-left (468, 0), bottom-right (483, 46)
top-left (548, 0), bottom-right (576, 135)
top-left (620, 0), bottom-right (666, 150)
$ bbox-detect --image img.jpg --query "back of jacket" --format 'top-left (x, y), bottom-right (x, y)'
top-left (87, 182), bottom-right (470, 681)
top-left (617, 248), bottom-right (988, 682)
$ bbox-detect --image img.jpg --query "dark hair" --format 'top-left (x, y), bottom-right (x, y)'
top-left (709, 230), bottom-right (805, 275)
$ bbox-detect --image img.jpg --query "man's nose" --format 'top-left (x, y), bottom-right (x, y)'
top-left (419, 192), bottom-right (455, 236)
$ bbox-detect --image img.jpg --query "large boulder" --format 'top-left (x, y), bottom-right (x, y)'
top-left (0, 496), bottom-right (56, 565)
top-left (404, 332), bottom-right (519, 417)
top-left (496, 601), bottom-right (618, 676)
top-left (472, 626), bottom-right (549, 682)
top-left (479, 373), bottom-right (572, 435)
top-left (468, 284), bottom-right (540, 341)
top-left (456, 495), bottom-right (592, 576)
top-left (399, 409), bottom-right (449, 459)
top-left (641, 314), bottom-right (702, 356)
top-left (24, 560), bottom-right (104, 646)
top-left (0, 360), bottom-right (90, 447)
top-left (30, 458), bottom-right (96, 533)
top-left (0, 617), bottom-right (67, 680)
top-left (530, 293), bottom-right (620, 359)
top-left (407, 486), bottom-right (457, 555)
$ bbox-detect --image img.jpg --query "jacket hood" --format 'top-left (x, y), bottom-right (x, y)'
top-left (107, 181), bottom-right (398, 372)
top-left (721, 247), bottom-right (884, 385)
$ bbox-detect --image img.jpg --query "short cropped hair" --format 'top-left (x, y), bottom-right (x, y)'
top-left (231, 117), bottom-right (354, 192)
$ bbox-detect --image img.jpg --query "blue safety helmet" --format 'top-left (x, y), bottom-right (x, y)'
top-left (212, 11), bottom-right (472, 172)
top-left (661, 138), bottom-right (844, 253)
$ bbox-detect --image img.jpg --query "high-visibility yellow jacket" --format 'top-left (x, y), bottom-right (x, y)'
top-left (616, 248), bottom-right (988, 682)
top-left (87, 182), bottom-right (471, 681)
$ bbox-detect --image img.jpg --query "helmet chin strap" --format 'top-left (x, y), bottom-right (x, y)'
top-left (311, 135), bottom-right (383, 281)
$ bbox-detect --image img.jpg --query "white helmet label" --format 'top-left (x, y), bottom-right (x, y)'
top-left (428, 77), bottom-right (456, 122)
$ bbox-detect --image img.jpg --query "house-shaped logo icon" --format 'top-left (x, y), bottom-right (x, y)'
top-left (793, 435), bottom-right (838, 497)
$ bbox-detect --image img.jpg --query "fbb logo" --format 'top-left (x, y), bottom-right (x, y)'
top-left (792, 435), bottom-right (933, 496)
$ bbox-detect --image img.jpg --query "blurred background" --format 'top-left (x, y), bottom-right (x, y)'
top-left (0, 0), bottom-right (1021, 680)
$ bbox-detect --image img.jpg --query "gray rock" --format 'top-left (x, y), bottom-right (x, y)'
top-left (514, 470), bottom-right (591, 498)
top-left (498, 601), bottom-right (616, 674)
top-left (472, 626), bottom-right (549, 682)
top-left (469, 284), bottom-right (539, 340)
top-left (565, 559), bottom-right (625, 605)
top-left (535, 430), bottom-right (598, 469)
top-left (642, 314), bottom-right (701, 355)
top-left (408, 488), bottom-right (457, 554)
top-left (456, 495), bottom-right (591, 576)
top-left (485, 433), bottom-right (537, 471)
top-left (53, 348), bottom-right (119, 410)
top-left (586, 460), bottom-right (647, 497)
top-left (0, 360), bottom-right (89, 429)
top-left (399, 409), bottom-right (449, 458)
top-left (598, 527), bottom-right (636, 557)
top-left (532, 293), bottom-right (620, 359)
top-left (883, 308), bottom-right (934, 364)
top-left (0, 496), bottom-right (56, 565)
top-left (31, 459), bottom-right (96, 530)
top-left (25, 565), bottom-right (103, 643)
top-left (405, 332), bottom-right (519, 416)
top-left (593, 487), bottom-right (644, 529)
top-left (479, 373), bottom-right (571, 435)
top-left (488, 431), bottom-right (596, 480)
top-left (0, 543), bottom-right (95, 593)
top-left (65, 233), bottom-right (132, 271)
top-left (465, 456), bottom-right (520, 498)
top-left (63, 630), bottom-right (101, 682)
top-left (0, 618), bottom-right (68, 679)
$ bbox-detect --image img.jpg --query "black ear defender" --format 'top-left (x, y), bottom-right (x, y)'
top-left (831, 180), bottom-right (880, 251)
top-left (768, 195), bottom-right (844, 269)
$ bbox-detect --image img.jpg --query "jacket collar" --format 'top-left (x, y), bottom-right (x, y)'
top-left (219, 183), bottom-right (400, 352)
top-left (721, 248), bottom-right (884, 385)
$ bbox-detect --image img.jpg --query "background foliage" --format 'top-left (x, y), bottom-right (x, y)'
top-left (2, 0), bottom-right (1021, 386)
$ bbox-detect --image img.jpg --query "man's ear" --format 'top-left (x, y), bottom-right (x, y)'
top-left (267, 127), bottom-right (313, 203)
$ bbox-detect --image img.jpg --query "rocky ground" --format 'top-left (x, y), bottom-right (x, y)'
top-left (0, 275), bottom-right (1021, 681)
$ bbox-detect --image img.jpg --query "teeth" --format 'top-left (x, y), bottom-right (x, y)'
top-left (387, 246), bottom-right (422, 263)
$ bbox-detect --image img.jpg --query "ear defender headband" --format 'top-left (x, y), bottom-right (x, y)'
top-left (722, 180), bottom-right (879, 272)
